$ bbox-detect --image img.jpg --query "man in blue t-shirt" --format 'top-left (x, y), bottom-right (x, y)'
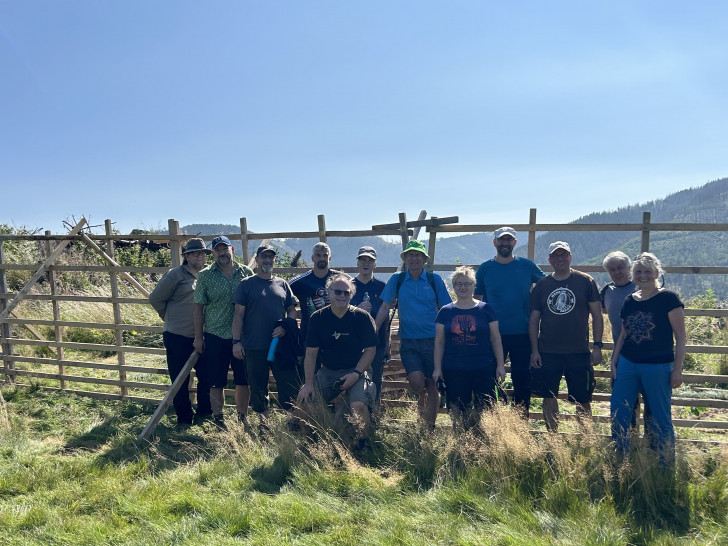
top-left (474, 226), bottom-right (545, 416)
top-left (375, 239), bottom-right (452, 428)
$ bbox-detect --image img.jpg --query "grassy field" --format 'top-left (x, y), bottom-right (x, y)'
top-left (1, 385), bottom-right (727, 545)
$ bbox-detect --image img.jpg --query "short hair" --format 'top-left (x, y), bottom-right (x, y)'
top-left (632, 252), bottom-right (664, 278)
top-left (450, 265), bottom-right (476, 285)
top-left (603, 251), bottom-right (631, 270)
top-left (312, 242), bottom-right (330, 255)
top-left (325, 273), bottom-right (355, 297)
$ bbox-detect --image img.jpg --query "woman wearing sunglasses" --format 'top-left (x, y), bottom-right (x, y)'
top-left (433, 266), bottom-right (506, 430)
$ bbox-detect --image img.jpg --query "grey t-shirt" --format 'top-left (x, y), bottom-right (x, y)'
top-left (234, 275), bottom-right (295, 350)
top-left (601, 281), bottom-right (636, 344)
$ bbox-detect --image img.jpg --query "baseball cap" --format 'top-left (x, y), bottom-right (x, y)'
top-left (548, 241), bottom-right (571, 255)
top-left (493, 227), bottom-right (517, 239)
top-left (357, 246), bottom-right (377, 260)
top-left (211, 235), bottom-right (233, 248)
top-left (256, 244), bottom-right (277, 256)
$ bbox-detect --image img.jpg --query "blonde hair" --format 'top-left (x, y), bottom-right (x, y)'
top-left (450, 266), bottom-right (476, 285)
top-left (632, 252), bottom-right (664, 278)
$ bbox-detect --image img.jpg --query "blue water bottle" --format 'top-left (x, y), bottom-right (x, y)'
top-left (267, 337), bottom-right (279, 362)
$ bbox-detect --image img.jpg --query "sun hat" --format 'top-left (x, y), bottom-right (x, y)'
top-left (182, 238), bottom-right (212, 255)
top-left (400, 240), bottom-right (429, 260)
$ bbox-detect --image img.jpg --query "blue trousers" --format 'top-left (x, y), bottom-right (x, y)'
top-left (611, 356), bottom-right (674, 460)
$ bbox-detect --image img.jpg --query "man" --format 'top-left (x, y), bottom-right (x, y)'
top-left (289, 242), bottom-right (341, 376)
top-left (349, 246), bottom-right (389, 413)
top-left (529, 241), bottom-right (603, 432)
top-left (193, 235), bottom-right (254, 428)
top-left (149, 237), bottom-right (212, 425)
top-left (296, 274), bottom-right (378, 449)
top-left (376, 240), bottom-right (452, 428)
top-left (232, 244), bottom-right (300, 426)
top-left (474, 226), bottom-right (545, 416)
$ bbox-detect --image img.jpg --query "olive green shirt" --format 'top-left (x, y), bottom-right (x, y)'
top-left (194, 261), bottom-right (253, 339)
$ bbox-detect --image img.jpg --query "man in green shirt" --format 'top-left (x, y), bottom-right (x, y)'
top-left (194, 236), bottom-right (254, 427)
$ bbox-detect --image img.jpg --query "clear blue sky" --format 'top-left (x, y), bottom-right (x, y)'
top-left (2, 1), bottom-right (727, 234)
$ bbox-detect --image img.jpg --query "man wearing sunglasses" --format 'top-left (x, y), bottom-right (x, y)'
top-left (296, 274), bottom-right (377, 449)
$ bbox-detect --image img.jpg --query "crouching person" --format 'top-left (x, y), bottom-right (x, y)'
top-left (296, 274), bottom-right (377, 450)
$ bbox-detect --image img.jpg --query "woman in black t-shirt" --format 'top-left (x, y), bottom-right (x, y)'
top-left (610, 253), bottom-right (685, 464)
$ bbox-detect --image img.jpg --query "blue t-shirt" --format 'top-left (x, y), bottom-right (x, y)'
top-left (351, 277), bottom-right (388, 348)
top-left (435, 302), bottom-right (498, 371)
top-left (380, 270), bottom-right (452, 339)
top-left (474, 257), bottom-right (545, 335)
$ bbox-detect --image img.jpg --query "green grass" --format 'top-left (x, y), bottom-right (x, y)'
top-left (1, 386), bottom-right (727, 545)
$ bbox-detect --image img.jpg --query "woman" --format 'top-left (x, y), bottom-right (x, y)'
top-left (610, 252), bottom-right (685, 463)
top-left (433, 266), bottom-right (506, 429)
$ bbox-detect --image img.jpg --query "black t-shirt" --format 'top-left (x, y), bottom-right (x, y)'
top-left (351, 277), bottom-right (389, 348)
top-left (306, 305), bottom-right (377, 370)
top-left (234, 275), bottom-right (294, 350)
top-left (290, 269), bottom-right (340, 338)
top-left (620, 290), bottom-right (684, 364)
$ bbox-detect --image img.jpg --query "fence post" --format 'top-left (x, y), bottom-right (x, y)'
top-left (240, 217), bottom-right (250, 265)
top-left (641, 211), bottom-right (651, 253)
top-left (0, 240), bottom-right (15, 383)
top-left (427, 216), bottom-right (437, 272)
top-left (106, 220), bottom-right (128, 397)
top-left (528, 208), bottom-right (537, 261)
top-left (317, 214), bottom-right (327, 243)
top-left (45, 230), bottom-right (66, 390)
top-left (168, 219), bottom-right (181, 268)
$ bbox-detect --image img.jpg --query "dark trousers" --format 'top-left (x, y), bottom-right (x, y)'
top-left (163, 331), bottom-right (211, 420)
top-left (370, 345), bottom-right (386, 405)
top-left (501, 334), bottom-right (532, 411)
top-left (246, 349), bottom-right (301, 412)
top-left (442, 368), bottom-right (500, 413)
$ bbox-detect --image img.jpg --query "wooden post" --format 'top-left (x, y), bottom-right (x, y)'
top-left (317, 214), bottom-right (327, 243)
top-left (240, 217), bottom-right (250, 265)
top-left (168, 220), bottom-right (181, 268)
top-left (106, 220), bottom-right (128, 398)
top-left (0, 218), bottom-right (87, 324)
top-left (398, 213), bottom-right (409, 272)
top-left (0, 240), bottom-right (15, 383)
top-left (45, 230), bottom-right (66, 389)
top-left (641, 211), bottom-right (651, 253)
top-left (428, 216), bottom-right (438, 271)
top-left (138, 351), bottom-right (199, 441)
top-left (527, 208), bottom-right (537, 261)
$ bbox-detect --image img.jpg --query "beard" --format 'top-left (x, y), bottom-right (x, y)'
top-left (260, 264), bottom-right (274, 274)
top-left (315, 260), bottom-right (328, 270)
top-left (497, 245), bottom-right (513, 258)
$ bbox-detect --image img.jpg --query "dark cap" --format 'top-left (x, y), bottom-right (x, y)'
top-left (211, 235), bottom-right (233, 248)
top-left (357, 246), bottom-right (377, 260)
top-left (182, 237), bottom-right (212, 255)
top-left (256, 244), bottom-right (277, 257)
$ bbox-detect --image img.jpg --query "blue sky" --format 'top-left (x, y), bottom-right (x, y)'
top-left (2, 1), bottom-right (727, 235)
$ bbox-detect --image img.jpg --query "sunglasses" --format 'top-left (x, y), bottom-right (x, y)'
top-left (332, 289), bottom-right (351, 297)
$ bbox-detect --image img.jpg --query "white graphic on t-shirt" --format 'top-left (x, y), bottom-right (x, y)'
top-left (624, 311), bottom-right (655, 344)
top-left (547, 287), bottom-right (575, 315)
top-left (331, 331), bottom-right (349, 340)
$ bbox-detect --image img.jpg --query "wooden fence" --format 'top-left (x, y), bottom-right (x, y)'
top-left (1, 211), bottom-right (727, 436)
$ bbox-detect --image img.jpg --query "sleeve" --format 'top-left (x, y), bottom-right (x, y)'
top-left (234, 279), bottom-right (247, 306)
top-left (599, 284), bottom-right (608, 310)
top-left (148, 269), bottom-right (175, 320)
top-left (484, 303), bottom-right (498, 323)
top-left (379, 274), bottom-right (399, 305)
top-left (529, 282), bottom-right (542, 312)
top-left (284, 281), bottom-right (295, 308)
top-left (434, 274), bottom-right (453, 306)
top-left (588, 278), bottom-right (601, 302)
top-left (305, 310), bottom-right (322, 348)
top-left (666, 291), bottom-right (685, 311)
top-left (531, 261), bottom-right (547, 282)
top-left (474, 263), bottom-right (485, 297)
top-left (435, 306), bottom-right (448, 326)
top-left (620, 295), bottom-right (633, 319)
top-left (193, 271), bottom-right (209, 304)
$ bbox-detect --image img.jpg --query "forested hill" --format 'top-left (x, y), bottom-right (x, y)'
top-left (180, 177), bottom-right (728, 299)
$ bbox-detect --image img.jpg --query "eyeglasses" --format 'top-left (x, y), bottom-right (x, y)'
top-left (187, 251), bottom-right (207, 258)
top-left (357, 257), bottom-right (374, 263)
top-left (453, 282), bottom-right (473, 288)
top-left (332, 289), bottom-right (351, 296)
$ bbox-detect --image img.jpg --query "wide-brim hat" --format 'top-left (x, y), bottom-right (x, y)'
top-left (400, 239), bottom-right (429, 260)
top-left (182, 237), bottom-right (212, 255)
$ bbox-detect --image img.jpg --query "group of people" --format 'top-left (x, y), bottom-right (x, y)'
top-left (149, 228), bottom-right (686, 461)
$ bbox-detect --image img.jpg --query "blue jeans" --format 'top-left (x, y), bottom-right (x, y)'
top-left (611, 356), bottom-right (674, 461)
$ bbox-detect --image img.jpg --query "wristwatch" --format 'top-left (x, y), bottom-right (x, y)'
top-left (352, 370), bottom-right (363, 378)
top-left (232, 339), bottom-right (241, 345)
top-left (593, 341), bottom-right (604, 348)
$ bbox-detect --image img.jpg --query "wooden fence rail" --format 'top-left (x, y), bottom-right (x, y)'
top-left (2, 211), bottom-right (728, 436)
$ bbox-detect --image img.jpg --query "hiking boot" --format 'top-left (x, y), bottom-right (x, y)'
top-left (213, 414), bottom-right (227, 431)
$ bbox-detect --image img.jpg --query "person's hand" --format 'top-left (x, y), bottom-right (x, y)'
top-left (496, 365), bottom-right (506, 383)
top-left (339, 372), bottom-right (360, 390)
top-left (232, 343), bottom-right (244, 360)
top-left (590, 347), bottom-right (602, 366)
top-left (357, 301), bottom-right (372, 313)
top-left (610, 364), bottom-right (617, 388)
top-left (530, 351), bottom-right (542, 369)
top-left (193, 337), bottom-right (205, 354)
top-left (296, 383), bottom-right (314, 405)
top-left (670, 369), bottom-right (683, 389)
top-left (272, 326), bottom-right (285, 338)
top-left (432, 368), bottom-right (443, 384)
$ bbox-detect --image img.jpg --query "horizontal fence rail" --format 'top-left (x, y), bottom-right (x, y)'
top-left (2, 211), bottom-right (728, 438)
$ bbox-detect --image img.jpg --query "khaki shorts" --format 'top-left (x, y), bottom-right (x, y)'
top-left (314, 366), bottom-right (377, 407)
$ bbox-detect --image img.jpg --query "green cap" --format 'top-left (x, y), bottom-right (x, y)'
top-left (400, 239), bottom-right (429, 260)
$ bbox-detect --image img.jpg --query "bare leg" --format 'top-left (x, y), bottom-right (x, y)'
top-left (210, 387), bottom-right (225, 416)
top-left (350, 401), bottom-right (371, 440)
top-left (235, 385), bottom-right (250, 418)
top-left (423, 378), bottom-right (440, 427)
top-left (543, 397), bottom-right (559, 432)
top-left (407, 371), bottom-right (427, 423)
top-left (575, 401), bottom-right (592, 427)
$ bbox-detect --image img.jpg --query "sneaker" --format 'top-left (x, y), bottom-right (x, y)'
top-left (213, 414), bottom-right (227, 431)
